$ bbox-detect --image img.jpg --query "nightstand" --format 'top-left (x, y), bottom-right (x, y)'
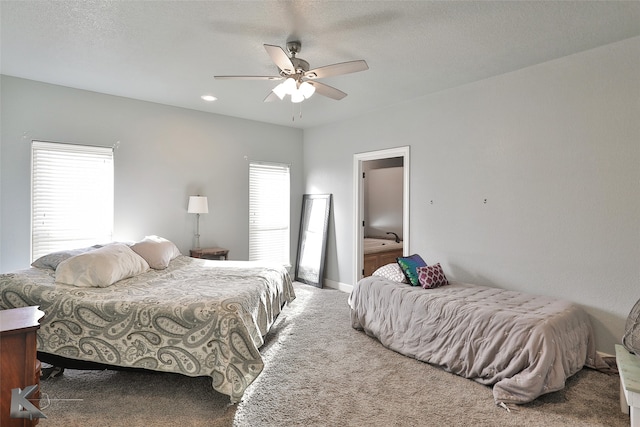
top-left (190, 247), bottom-right (229, 260)
top-left (0, 306), bottom-right (45, 426)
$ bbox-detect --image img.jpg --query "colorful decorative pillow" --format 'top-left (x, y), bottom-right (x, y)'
top-left (372, 263), bottom-right (408, 283)
top-left (417, 263), bottom-right (449, 289)
top-left (396, 254), bottom-right (427, 286)
top-left (31, 245), bottom-right (103, 270)
top-left (55, 243), bottom-right (149, 287)
top-left (130, 235), bottom-right (181, 269)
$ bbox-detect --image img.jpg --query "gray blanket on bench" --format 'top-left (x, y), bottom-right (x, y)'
top-left (349, 276), bottom-right (605, 405)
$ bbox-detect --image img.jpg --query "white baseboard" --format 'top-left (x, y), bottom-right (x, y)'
top-left (324, 278), bottom-right (353, 293)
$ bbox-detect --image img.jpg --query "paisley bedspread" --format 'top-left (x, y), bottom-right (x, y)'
top-left (0, 256), bottom-right (295, 402)
top-left (349, 276), bottom-right (605, 405)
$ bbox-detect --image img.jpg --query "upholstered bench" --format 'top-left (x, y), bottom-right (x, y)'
top-left (616, 344), bottom-right (640, 425)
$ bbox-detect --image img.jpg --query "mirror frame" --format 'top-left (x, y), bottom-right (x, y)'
top-left (294, 194), bottom-right (332, 288)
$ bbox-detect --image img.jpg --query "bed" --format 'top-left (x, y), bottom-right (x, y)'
top-left (349, 274), bottom-right (605, 406)
top-left (0, 240), bottom-right (295, 403)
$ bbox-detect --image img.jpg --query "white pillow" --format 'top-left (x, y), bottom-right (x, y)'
top-left (55, 243), bottom-right (149, 287)
top-left (372, 263), bottom-right (408, 283)
top-left (130, 236), bottom-right (181, 270)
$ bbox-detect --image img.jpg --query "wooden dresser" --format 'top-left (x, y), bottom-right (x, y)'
top-left (0, 306), bottom-right (45, 426)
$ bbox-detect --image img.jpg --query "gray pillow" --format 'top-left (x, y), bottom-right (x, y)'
top-left (31, 245), bottom-right (102, 270)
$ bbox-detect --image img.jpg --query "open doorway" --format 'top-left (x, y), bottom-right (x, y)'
top-left (353, 146), bottom-right (410, 286)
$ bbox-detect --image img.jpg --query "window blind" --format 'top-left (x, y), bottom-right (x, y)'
top-left (31, 141), bottom-right (114, 261)
top-left (249, 162), bottom-right (290, 265)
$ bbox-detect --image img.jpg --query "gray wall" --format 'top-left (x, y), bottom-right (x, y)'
top-left (0, 76), bottom-right (304, 272)
top-left (1, 36), bottom-right (639, 354)
top-left (303, 36), bottom-right (640, 354)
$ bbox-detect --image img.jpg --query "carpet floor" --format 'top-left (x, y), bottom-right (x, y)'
top-left (37, 282), bottom-right (628, 426)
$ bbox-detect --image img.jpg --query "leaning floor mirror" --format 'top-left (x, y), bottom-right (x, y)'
top-left (295, 194), bottom-right (332, 288)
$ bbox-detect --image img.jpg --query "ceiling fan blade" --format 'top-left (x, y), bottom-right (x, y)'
top-left (264, 44), bottom-right (295, 74)
top-left (214, 75), bottom-right (282, 80)
top-left (306, 60), bottom-right (368, 79)
top-left (263, 91), bottom-right (280, 103)
top-left (308, 81), bottom-right (347, 100)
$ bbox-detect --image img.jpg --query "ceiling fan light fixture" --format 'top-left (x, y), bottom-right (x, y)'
top-left (299, 81), bottom-right (315, 99)
top-left (272, 82), bottom-right (288, 100)
top-left (282, 77), bottom-right (297, 95)
top-left (290, 91), bottom-right (305, 103)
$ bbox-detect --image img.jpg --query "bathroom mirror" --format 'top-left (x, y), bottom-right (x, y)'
top-left (295, 194), bottom-right (332, 288)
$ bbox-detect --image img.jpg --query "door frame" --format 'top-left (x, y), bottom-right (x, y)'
top-left (353, 146), bottom-right (410, 286)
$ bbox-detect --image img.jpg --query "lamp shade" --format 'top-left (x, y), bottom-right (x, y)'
top-left (272, 82), bottom-right (288, 100)
top-left (299, 81), bottom-right (315, 99)
top-left (187, 196), bottom-right (208, 214)
top-left (282, 77), bottom-right (297, 94)
top-left (290, 90), bottom-right (305, 103)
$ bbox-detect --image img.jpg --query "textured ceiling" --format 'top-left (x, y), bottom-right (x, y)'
top-left (2, 1), bottom-right (639, 129)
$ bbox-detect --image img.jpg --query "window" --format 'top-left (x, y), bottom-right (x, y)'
top-left (31, 141), bottom-right (114, 261)
top-left (249, 162), bottom-right (290, 265)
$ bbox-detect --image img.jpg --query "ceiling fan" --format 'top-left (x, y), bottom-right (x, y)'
top-left (214, 41), bottom-right (368, 103)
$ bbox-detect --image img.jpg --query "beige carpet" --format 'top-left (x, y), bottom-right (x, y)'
top-left (37, 283), bottom-right (628, 426)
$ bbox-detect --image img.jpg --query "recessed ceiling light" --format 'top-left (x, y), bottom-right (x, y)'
top-left (201, 95), bottom-right (217, 102)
